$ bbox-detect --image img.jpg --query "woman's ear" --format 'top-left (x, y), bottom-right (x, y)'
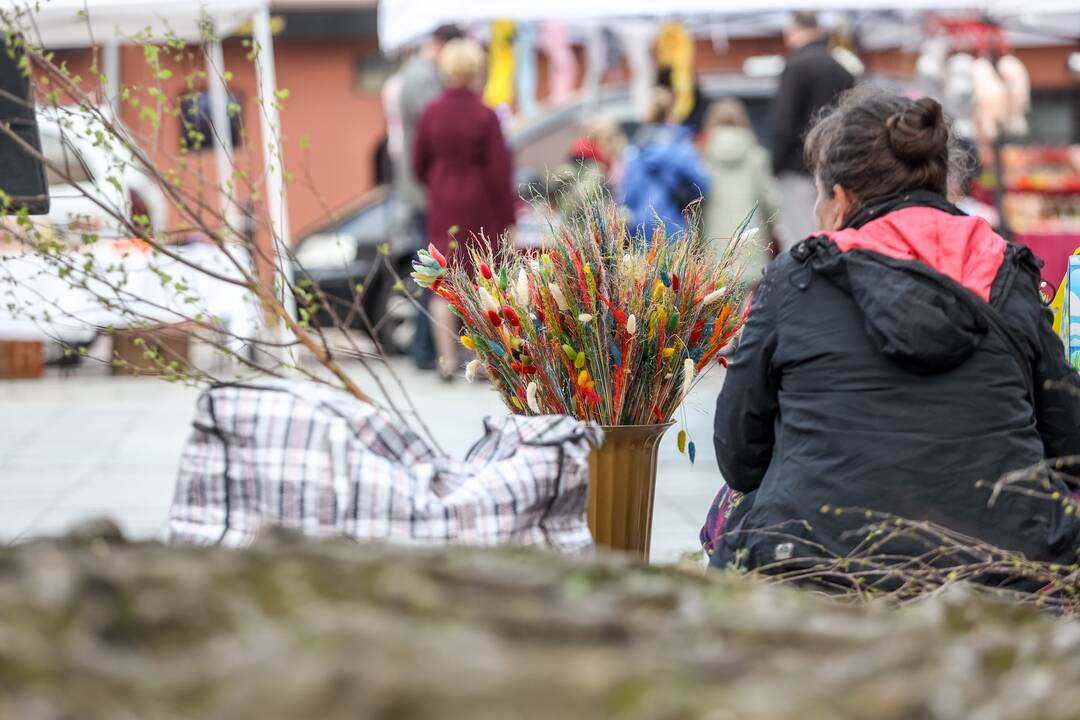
top-left (832, 185), bottom-right (857, 228)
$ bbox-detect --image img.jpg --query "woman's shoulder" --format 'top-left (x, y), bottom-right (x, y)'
top-left (751, 252), bottom-right (801, 308)
top-left (992, 242), bottom-right (1050, 319)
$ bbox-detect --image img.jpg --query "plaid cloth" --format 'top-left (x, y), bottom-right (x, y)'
top-left (169, 381), bottom-right (602, 550)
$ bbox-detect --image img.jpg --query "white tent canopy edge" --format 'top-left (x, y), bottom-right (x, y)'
top-left (378, 0), bottom-right (1080, 53)
top-left (0, 0), bottom-right (261, 49)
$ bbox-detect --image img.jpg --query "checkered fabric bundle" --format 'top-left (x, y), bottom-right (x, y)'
top-left (169, 381), bottom-right (602, 551)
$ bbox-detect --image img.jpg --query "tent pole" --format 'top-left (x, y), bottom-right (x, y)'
top-left (205, 37), bottom-right (240, 234)
top-left (102, 41), bottom-right (121, 116)
top-left (252, 6), bottom-right (295, 319)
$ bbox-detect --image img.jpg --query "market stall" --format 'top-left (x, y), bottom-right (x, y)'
top-left (0, 0), bottom-right (283, 241)
top-left (974, 146), bottom-right (1080, 294)
top-left (0, 0), bottom-right (290, 373)
top-left (0, 239), bottom-right (259, 349)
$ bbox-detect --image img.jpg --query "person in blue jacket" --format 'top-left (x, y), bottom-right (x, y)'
top-left (621, 87), bottom-right (711, 242)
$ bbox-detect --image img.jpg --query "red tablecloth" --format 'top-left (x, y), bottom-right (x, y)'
top-left (1015, 233), bottom-right (1080, 296)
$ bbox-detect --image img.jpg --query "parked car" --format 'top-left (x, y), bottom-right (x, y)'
top-left (292, 186), bottom-right (419, 355)
top-left (291, 73), bottom-right (778, 354)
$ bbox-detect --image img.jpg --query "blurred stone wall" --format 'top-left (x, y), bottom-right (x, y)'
top-left (2, 522), bottom-right (1079, 720)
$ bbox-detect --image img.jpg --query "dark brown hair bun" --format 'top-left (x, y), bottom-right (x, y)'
top-left (805, 88), bottom-right (961, 206)
top-left (885, 97), bottom-right (949, 164)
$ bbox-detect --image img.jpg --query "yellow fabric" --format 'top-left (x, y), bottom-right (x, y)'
top-left (1050, 245), bottom-right (1080, 335)
top-left (655, 21), bottom-right (695, 122)
top-left (484, 20), bottom-right (516, 108)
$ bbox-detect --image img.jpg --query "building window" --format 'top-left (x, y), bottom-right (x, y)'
top-left (354, 53), bottom-right (397, 95)
top-left (179, 91), bottom-right (243, 151)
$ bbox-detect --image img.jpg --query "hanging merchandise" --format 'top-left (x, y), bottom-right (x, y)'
top-left (971, 56), bottom-right (1008, 145)
top-left (655, 21), bottom-right (695, 123)
top-left (583, 26), bottom-right (606, 102)
top-left (943, 52), bottom-right (975, 140)
top-left (603, 28), bottom-right (622, 76)
top-left (709, 19), bottom-right (728, 55)
top-left (484, 19), bottom-right (516, 109)
top-left (996, 54), bottom-right (1031, 137)
top-left (538, 21), bottom-right (577, 107)
top-left (616, 21), bottom-right (656, 120)
top-left (515, 21), bottom-right (538, 118)
top-left (915, 38), bottom-right (948, 98)
top-left (381, 71), bottom-right (404, 165)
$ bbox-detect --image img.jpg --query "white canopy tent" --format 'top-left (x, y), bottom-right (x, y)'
top-left (378, 0), bottom-right (1080, 53)
top-left (0, 0), bottom-right (290, 249)
top-left (0, 0), bottom-right (295, 344)
top-left (0, 0), bottom-right (259, 49)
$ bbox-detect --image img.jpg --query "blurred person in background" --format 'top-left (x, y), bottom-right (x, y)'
top-left (771, 11), bottom-right (854, 250)
top-left (621, 87), bottom-right (711, 241)
top-left (413, 38), bottom-right (515, 381)
top-left (577, 116), bottom-right (628, 193)
top-left (395, 24), bottom-right (462, 371)
top-left (702, 99), bottom-right (776, 279)
top-left (554, 117), bottom-right (628, 204)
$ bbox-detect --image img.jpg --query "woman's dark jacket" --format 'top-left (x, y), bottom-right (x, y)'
top-left (710, 193), bottom-right (1080, 575)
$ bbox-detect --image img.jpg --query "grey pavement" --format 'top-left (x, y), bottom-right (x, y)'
top-left (0, 356), bottom-right (726, 563)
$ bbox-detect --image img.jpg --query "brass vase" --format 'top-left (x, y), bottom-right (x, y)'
top-left (587, 423), bottom-right (673, 561)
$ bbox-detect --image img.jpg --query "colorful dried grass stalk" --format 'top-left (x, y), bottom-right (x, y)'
top-left (412, 195), bottom-right (754, 426)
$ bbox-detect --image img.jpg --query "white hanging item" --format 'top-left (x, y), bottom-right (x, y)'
top-left (996, 54), bottom-right (1032, 137)
top-left (972, 56), bottom-right (1008, 145)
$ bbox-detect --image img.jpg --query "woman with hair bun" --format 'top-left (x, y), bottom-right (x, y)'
top-left (705, 87), bottom-right (1080, 583)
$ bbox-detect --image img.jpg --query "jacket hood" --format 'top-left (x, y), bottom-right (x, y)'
top-left (804, 204), bottom-right (1008, 373)
top-left (828, 206), bottom-right (1006, 302)
top-left (704, 127), bottom-right (755, 165)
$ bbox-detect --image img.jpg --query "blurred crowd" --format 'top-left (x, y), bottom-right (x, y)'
top-left (384, 12), bottom-right (858, 377)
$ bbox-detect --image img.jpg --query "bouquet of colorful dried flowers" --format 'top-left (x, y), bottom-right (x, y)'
top-left (412, 195), bottom-right (756, 462)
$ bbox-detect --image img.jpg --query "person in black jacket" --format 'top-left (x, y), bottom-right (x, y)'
top-left (772, 12), bottom-right (854, 251)
top-left (707, 87), bottom-right (1080, 586)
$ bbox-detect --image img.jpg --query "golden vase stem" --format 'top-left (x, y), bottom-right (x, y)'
top-left (587, 423), bottom-right (674, 562)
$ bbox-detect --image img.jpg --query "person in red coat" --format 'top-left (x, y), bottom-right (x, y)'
top-left (413, 38), bottom-right (515, 380)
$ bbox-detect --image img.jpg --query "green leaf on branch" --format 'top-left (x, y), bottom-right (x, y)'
top-left (139, 107), bottom-right (159, 128)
